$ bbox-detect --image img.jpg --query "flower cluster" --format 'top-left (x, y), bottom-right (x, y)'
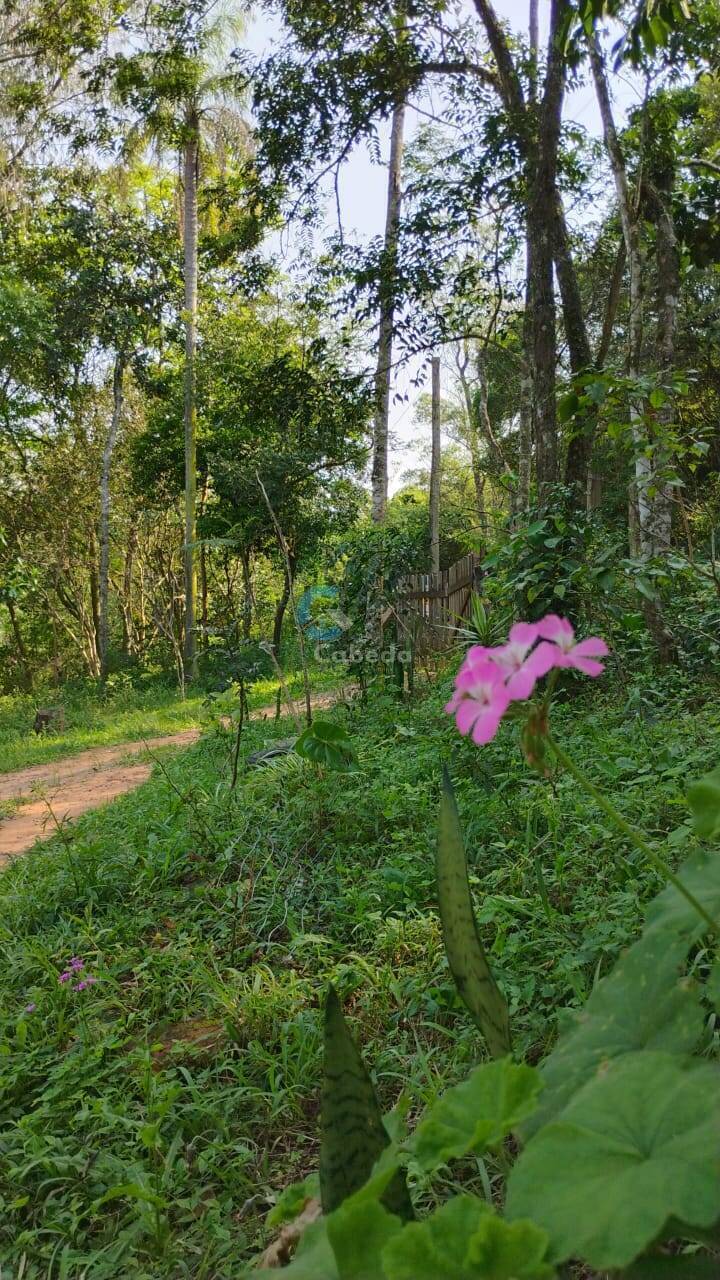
top-left (57, 956), bottom-right (98, 993)
top-left (445, 614), bottom-right (609, 745)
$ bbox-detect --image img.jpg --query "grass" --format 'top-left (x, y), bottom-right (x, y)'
top-left (0, 665), bottom-right (344, 775)
top-left (0, 663), bottom-right (718, 1276)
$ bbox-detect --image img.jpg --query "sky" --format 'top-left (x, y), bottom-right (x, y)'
top-left (244, 2), bottom-right (643, 492)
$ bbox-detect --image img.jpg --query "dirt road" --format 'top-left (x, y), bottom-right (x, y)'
top-left (0, 731), bottom-right (201, 862)
top-left (0, 689), bottom-right (345, 863)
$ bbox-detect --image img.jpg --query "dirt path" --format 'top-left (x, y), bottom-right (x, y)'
top-left (0, 690), bottom-right (343, 863)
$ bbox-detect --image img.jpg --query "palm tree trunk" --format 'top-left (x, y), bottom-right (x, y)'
top-left (183, 105), bottom-right (199, 680)
top-left (370, 99), bottom-right (405, 522)
top-left (99, 351), bottom-right (126, 680)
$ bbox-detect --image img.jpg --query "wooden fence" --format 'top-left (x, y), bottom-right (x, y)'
top-left (389, 553), bottom-right (484, 652)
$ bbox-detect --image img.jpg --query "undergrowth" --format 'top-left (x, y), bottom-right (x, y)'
top-left (0, 668), bottom-right (718, 1276)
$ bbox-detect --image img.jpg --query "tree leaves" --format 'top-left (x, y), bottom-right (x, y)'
top-left (410, 1058), bottom-right (540, 1172)
top-left (437, 770), bottom-right (511, 1058)
top-left (507, 1052), bottom-right (720, 1271)
top-left (295, 720), bottom-right (357, 772)
top-left (524, 932), bottom-right (703, 1136)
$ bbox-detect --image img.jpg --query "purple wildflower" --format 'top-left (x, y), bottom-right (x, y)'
top-left (69, 957), bottom-right (84, 971)
top-left (25, 1003), bottom-right (36, 1013)
top-left (73, 976), bottom-right (97, 992)
top-left (58, 971), bottom-right (71, 984)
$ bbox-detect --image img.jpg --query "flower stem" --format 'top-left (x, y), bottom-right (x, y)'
top-left (545, 731), bottom-right (718, 935)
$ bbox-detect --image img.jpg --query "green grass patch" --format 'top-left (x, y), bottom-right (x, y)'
top-left (0, 672), bottom-right (718, 1275)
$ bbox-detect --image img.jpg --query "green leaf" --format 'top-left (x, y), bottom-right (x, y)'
top-left (687, 765), bottom-right (720, 840)
top-left (327, 1198), bottom-right (402, 1280)
top-left (410, 1058), bottom-right (540, 1171)
top-left (267, 1173), bottom-right (321, 1229)
top-left (295, 720), bottom-right (357, 772)
top-left (437, 770), bottom-right (511, 1059)
top-left (320, 987), bottom-right (413, 1221)
top-left (644, 849), bottom-right (720, 939)
top-left (382, 1197), bottom-right (554, 1280)
top-left (524, 933), bottom-right (703, 1136)
top-left (649, 387), bottom-right (667, 408)
top-left (506, 1052), bottom-right (720, 1271)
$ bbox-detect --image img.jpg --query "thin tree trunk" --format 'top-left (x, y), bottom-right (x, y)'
top-left (121, 520), bottom-right (137, 657)
top-left (370, 100), bottom-right (405, 523)
top-left (99, 351), bottom-right (126, 680)
top-left (182, 105), bottom-right (199, 679)
top-left (240, 550), bottom-right (253, 639)
top-left (429, 356), bottom-right (441, 572)
top-left (6, 598), bottom-right (32, 690)
top-left (650, 173), bottom-right (679, 555)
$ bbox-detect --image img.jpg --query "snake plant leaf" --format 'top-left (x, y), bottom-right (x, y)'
top-left (381, 1196), bottom-right (554, 1280)
top-left (644, 849), bottom-right (720, 939)
top-left (294, 720), bottom-right (357, 772)
top-left (437, 769), bottom-right (511, 1058)
top-left (320, 987), bottom-right (413, 1221)
top-left (506, 1051), bottom-right (720, 1271)
top-left (410, 1057), bottom-right (540, 1172)
top-left (524, 931), bottom-right (703, 1137)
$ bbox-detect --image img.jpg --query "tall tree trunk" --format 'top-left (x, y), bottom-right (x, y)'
top-left (240, 549), bottom-right (253, 639)
top-left (588, 31), bottom-right (675, 660)
top-left (649, 172), bottom-right (679, 555)
top-left (429, 356), bottom-right (441, 572)
top-left (526, 0), bottom-right (567, 493)
top-left (98, 351), bottom-right (126, 680)
top-left (182, 104), bottom-right (199, 679)
top-left (370, 100), bottom-right (405, 523)
top-left (121, 520), bottom-right (137, 657)
top-left (272, 553), bottom-right (297, 656)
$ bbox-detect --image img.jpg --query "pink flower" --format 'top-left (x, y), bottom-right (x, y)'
top-left (69, 957), bottom-right (84, 971)
top-left (445, 652), bottom-right (511, 744)
top-left (73, 976), bottom-right (97, 992)
top-left (484, 622), bottom-right (556, 700)
top-left (58, 971), bottom-right (71, 984)
top-left (25, 1003), bottom-right (36, 1014)
top-left (536, 615), bottom-right (608, 676)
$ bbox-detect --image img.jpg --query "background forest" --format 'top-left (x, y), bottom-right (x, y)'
top-left (2, 2), bottom-right (720, 1278)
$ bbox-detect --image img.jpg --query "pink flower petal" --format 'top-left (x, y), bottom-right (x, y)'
top-left (572, 637), bottom-right (609, 659)
top-left (455, 699), bottom-right (483, 736)
top-left (570, 655), bottom-right (606, 677)
top-left (471, 706), bottom-right (506, 745)
top-left (537, 614), bottom-right (574, 646)
top-left (508, 621), bottom-right (539, 647)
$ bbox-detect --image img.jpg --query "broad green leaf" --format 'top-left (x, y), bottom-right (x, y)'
top-left (437, 771), bottom-right (511, 1058)
top-left (524, 933), bottom-right (703, 1137)
top-left (320, 987), bottom-right (413, 1221)
top-left (410, 1058), bottom-right (540, 1171)
top-left (649, 387), bottom-right (667, 408)
top-left (507, 1052), bottom-right (720, 1271)
top-left (327, 1198), bottom-right (402, 1280)
top-left (687, 766), bottom-right (720, 840)
top-left (382, 1196), bottom-right (554, 1280)
top-left (295, 720), bottom-right (357, 772)
top-left (644, 849), bottom-right (720, 939)
top-left (279, 1219), bottom-right (339, 1279)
